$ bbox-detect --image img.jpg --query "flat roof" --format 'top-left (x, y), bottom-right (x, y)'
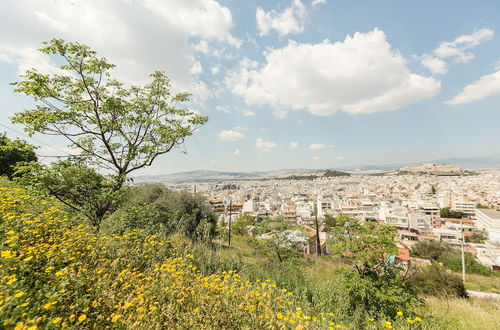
top-left (476, 208), bottom-right (500, 220)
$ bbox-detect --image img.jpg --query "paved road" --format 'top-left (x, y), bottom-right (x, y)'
top-left (467, 290), bottom-right (500, 299)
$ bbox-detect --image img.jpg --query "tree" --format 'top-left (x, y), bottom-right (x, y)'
top-left (231, 212), bottom-right (256, 235)
top-left (251, 216), bottom-right (308, 263)
top-left (328, 215), bottom-right (420, 318)
top-left (323, 214), bottom-right (347, 232)
top-left (440, 207), bottom-right (466, 219)
top-left (14, 158), bottom-right (125, 229)
top-left (328, 215), bottom-right (399, 277)
top-left (0, 133), bottom-right (37, 179)
top-left (11, 39), bottom-right (207, 188)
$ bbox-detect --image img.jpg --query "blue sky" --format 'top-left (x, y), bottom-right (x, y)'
top-left (1, 0), bottom-right (500, 175)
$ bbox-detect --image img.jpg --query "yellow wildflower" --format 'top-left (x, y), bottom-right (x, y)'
top-left (276, 312), bottom-right (283, 319)
top-left (52, 317), bottom-right (62, 324)
top-left (397, 311), bottom-right (403, 317)
top-left (1, 250), bottom-right (13, 259)
top-left (78, 314), bottom-right (86, 322)
top-left (111, 314), bottom-right (121, 322)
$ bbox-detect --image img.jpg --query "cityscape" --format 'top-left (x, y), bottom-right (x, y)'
top-left (1, 0), bottom-right (500, 329)
top-left (152, 163), bottom-right (500, 271)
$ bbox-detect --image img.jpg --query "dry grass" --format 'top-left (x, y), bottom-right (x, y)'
top-left (425, 296), bottom-right (500, 330)
top-left (464, 272), bottom-right (500, 293)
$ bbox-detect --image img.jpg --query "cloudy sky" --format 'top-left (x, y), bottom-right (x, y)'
top-left (1, 0), bottom-right (500, 175)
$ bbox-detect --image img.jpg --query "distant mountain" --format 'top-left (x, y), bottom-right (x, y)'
top-left (429, 155), bottom-right (500, 170)
top-left (133, 168), bottom-right (315, 183)
top-left (132, 155), bottom-right (500, 184)
top-left (268, 169), bottom-right (351, 180)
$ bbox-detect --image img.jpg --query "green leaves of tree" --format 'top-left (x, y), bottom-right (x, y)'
top-left (0, 133), bottom-right (38, 179)
top-left (11, 38), bottom-right (208, 182)
top-left (328, 215), bottom-right (399, 277)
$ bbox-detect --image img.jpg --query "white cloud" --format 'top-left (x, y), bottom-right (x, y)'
top-left (420, 56), bottom-right (448, 75)
top-left (445, 69), bottom-right (500, 105)
top-left (192, 40), bottom-right (209, 54)
top-left (312, 156), bottom-right (320, 160)
top-left (312, 0), bottom-right (326, 5)
top-left (243, 110), bottom-right (256, 116)
top-left (256, 0), bottom-right (307, 37)
top-left (0, 43), bottom-right (62, 75)
top-left (256, 138), bottom-right (277, 152)
top-left (142, 0), bottom-right (237, 43)
top-left (420, 29), bottom-right (494, 75)
top-left (434, 29), bottom-right (494, 63)
top-left (190, 60), bottom-right (203, 75)
top-left (215, 105), bottom-right (231, 113)
top-left (211, 66), bottom-right (220, 75)
top-left (217, 129), bottom-right (245, 141)
top-left (337, 155), bottom-right (345, 160)
top-left (234, 148), bottom-right (241, 156)
top-left (309, 143), bottom-right (328, 150)
top-left (0, 0), bottom-right (239, 105)
top-left (227, 29), bottom-right (440, 117)
top-left (288, 142), bottom-right (299, 149)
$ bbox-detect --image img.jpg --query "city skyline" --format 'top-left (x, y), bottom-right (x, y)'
top-left (1, 0), bottom-right (500, 175)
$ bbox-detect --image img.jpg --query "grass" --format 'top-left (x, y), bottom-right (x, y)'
top-left (464, 272), bottom-right (500, 294)
top-left (2, 179), bottom-right (498, 329)
top-left (425, 296), bottom-right (500, 330)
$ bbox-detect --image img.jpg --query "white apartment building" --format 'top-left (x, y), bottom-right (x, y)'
top-left (451, 199), bottom-right (476, 216)
top-left (475, 208), bottom-right (500, 245)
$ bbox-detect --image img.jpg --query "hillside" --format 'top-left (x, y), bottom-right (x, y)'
top-left (1, 180), bottom-right (499, 329)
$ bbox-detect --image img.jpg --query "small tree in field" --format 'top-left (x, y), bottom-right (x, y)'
top-left (0, 133), bottom-right (38, 179)
top-left (10, 39), bottom-right (207, 227)
top-left (12, 39), bottom-right (207, 188)
top-left (328, 215), bottom-right (420, 318)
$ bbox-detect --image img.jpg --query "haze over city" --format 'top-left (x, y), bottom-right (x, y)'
top-left (1, 0), bottom-right (500, 175)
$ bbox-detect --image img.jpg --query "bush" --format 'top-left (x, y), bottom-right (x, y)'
top-left (410, 264), bottom-right (468, 298)
top-left (0, 133), bottom-right (37, 179)
top-left (411, 241), bottom-right (492, 276)
top-left (102, 184), bottom-right (217, 242)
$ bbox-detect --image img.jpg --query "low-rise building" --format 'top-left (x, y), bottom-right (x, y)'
top-left (475, 208), bottom-right (500, 245)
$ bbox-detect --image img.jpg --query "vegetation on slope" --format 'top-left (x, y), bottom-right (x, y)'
top-left (1, 180), bottom-right (432, 329)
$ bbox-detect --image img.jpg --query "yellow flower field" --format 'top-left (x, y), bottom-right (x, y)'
top-left (0, 183), bottom-right (427, 329)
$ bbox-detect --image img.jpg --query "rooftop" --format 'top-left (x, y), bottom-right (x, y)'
top-left (476, 208), bottom-right (500, 220)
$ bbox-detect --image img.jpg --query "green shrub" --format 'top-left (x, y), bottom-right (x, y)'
top-left (102, 184), bottom-right (217, 242)
top-left (410, 264), bottom-right (468, 298)
top-left (412, 241), bottom-right (492, 276)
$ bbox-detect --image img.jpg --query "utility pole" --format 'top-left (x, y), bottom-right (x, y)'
top-left (460, 219), bottom-right (466, 282)
top-left (314, 197), bottom-right (322, 257)
top-left (228, 199), bottom-right (232, 248)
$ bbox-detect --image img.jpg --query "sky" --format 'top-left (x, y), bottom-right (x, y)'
top-left (1, 0), bottom-right (500, 175)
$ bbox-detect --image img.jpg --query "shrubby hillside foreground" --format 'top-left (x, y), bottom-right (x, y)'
top-left (1, 179), bottom-right (431, 329)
